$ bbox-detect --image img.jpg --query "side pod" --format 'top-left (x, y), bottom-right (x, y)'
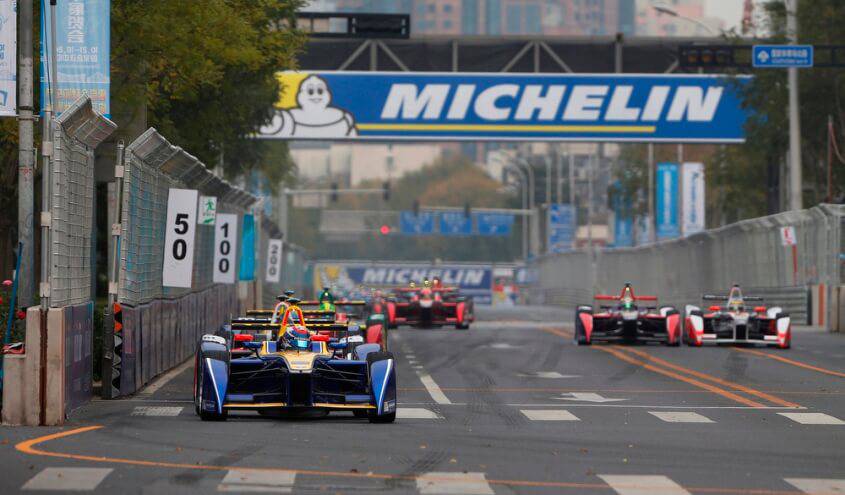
top-left (195, 335), bottom-right (229, 421)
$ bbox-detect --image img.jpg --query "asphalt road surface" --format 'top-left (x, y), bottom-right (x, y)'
top-left (2, 306), bottom-right (845, 494)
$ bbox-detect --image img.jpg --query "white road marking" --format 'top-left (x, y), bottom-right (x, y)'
top-left (398, 407), bottom-right (443, 419)
top-left (416, 472), bottom-right (494, 495)
top-left (136, 358), bottom-right (193, 397)
top-left (413, 365), bottom-right (425, 370)
top-left (778, 413), bottom-right (845, 425)
top-left (131, 406), bottom-right (184, 417)
top-left (405, 354), bottom-right (416, 359)
top-left (489, 342), bottom-right (518, 349)
top-left (518, 371), bottom-right (579, 379)
top-left (648, 411), bottom-right (714, 423)
top-left (599, 475), bottom-right (691, 495)
top-left (418, 373), bottom-right (452, 405)
top-left (556, 392), bottom-right (627, 403)
top-left (521, 409), bottom-right (580, 421)
top-left (218, 469), bottom-right (296, 493)
top-left (785, 478), bottom-right (845, 494)
top-left (22, 468), bottom-right (113, 491)
top-left (507, 404), bottom-right (802, 409)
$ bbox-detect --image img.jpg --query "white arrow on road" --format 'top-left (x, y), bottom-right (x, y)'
top-left (518, 372), bottom-right (580, 379)
top-left (554, 392), bottom-right (627, 403)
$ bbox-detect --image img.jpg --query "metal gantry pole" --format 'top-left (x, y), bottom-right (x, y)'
top-left (786, 0), bottom-right (803, 211)
top-left (17, 0), bottom-right (35, 308)
top-left (648, 143), bottom-right (655, 243)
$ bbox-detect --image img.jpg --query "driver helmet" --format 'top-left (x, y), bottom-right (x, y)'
top-left (432, 277), bottom-right (442, 288)
top-left (423, 278), bottom-right (431, 288)
top-left (409, 281), bottom-right (416, 289)
top-left (283, 325), bottom-right (311, 350)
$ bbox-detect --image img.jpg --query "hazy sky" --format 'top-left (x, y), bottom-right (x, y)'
top-left (704, 0), bottom-right (746, 30)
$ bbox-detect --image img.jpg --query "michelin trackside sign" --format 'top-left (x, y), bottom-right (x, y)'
top-left (257, 71), bottom-right (750, 143)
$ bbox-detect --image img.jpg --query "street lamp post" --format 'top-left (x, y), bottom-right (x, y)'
top-left (652, 3), bottom-right (718, 36)
top-left (785, 0), bottom-right (803, 210)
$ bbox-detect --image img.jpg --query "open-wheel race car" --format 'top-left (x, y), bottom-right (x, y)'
top-left (194, 304), bottom-right (397, 423)
top-left (386, 284), bottom-right (472, 329)
top-left (575, 283), bottom-right (681, 346)
top-left (684, 285), bottom-right (791, 348)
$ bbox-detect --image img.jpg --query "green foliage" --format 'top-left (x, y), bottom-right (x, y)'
top-left (111, 0), bottom-right (306, 191)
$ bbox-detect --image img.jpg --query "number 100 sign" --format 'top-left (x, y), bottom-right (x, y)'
top-left (162, 188), bottom-right (199, 288)
top-left (213, 213), bottom-right (239, 284)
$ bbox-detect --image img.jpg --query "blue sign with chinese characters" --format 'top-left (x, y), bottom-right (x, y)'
top-left (400, 211), bottom-right (435, 235)
top-left (475, 213), bottom-right (514, 236)
top-left (257, 72), bottom-right (751, 143)
top-left (40, 0), bottom-right (110, 116)
top-left (439, 211), bottom-right (472, 235)
top-left (547, 204), bottom-right (576, 253)
top-left (753, 45), bottom-right (813, 68)
top-left (656, 163), bottom-right (680, 240)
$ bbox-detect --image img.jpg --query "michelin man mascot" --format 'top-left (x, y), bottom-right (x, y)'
top-left (261, 75), bottom-right (358, 139)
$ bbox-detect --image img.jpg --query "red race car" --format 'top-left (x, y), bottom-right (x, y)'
top-left (575, 283), bottom-right (681, 346)
top-left (386, 285), bottom-right (472, 330)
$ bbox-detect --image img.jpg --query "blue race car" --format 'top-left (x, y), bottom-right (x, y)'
top-left (194, 306), bottom-right (397, 423)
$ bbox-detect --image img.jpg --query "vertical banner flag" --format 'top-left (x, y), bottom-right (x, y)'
top-left (239, 214), bottom-right (256, 281)
top-left (614, 214), bottom-right (634, 247)
top-left (0, 0), bottom-right (16, 116)
top-left (265, 239), bottom-right (283, 283)
top-left (547, 204), bottom-right (576, 253)
top-left (656, 163), bottom-right (680, 240)
top-left (681, 162), bottom-right (705, 235)
top-left (40, 0), bottom-right (110, 116)
top-left (213, 214), bottom-right (238, 284)
top-left (162, 188), bottom-right (198, 288)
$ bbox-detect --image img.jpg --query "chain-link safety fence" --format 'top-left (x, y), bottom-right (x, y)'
top-left (46, 96), bottom-right (116, 307)
top-left (527, 205), bottom-right (845, 326)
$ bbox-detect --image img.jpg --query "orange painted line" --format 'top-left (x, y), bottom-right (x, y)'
top-left (15, 426), bottom-right (805, 495)
top-left (596, 346), bottom-right (767, 408)
top-left (622, 348), bottom-right (802, 409)
top-left (734, 347), bottom-right (845, 379)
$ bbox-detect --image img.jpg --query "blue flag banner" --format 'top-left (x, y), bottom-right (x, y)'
top-left (40, 0), bottom-right (110, 116)
top-left (439, 211), bottom-right (472, 235)
top-left (239, 214), bottom-right (255, 281)
top-left (547, 204), bottom-right (576, 253)
top-left (475, 213), bottom-right (514, 236)
top-left (656, 163), bottom-right (680, 240)
top-left (400, 211), bottom-right (435, 235)
top-left (257, 71), bottom-right (750, 143)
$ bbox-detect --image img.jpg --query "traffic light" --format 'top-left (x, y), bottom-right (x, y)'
top-left (412, 199), bottom-right (420, 216)
top-left (464, 202), bottom-right (471, 218)
top-left (383, 181), bottom-right (390, 201)
top-left (330, 182), bottom-right (338, 202)
top-left (379, 224), bottom-right (391, 235)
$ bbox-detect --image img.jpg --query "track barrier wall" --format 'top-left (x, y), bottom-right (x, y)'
top-left (528, 204), bottom-right (845, 327)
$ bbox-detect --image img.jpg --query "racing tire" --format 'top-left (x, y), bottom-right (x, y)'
top-left (366, 351), bottom-right (397, 424)
top-left (195, 345), bottom-right (229, 422)
top-left (456, 322), bottom-right (470, 330)
top-left (574, 312), bottom-right (591, 346)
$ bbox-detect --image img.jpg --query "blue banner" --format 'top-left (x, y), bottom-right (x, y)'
top-left (656, 163), bottom-right (680, 240)
top-left (614, 216), bottom-right (634, 247)
top-left (400, 211), bottom-right (435, 235)
top-left (40, 0), bottom-right (110, 116)
top-left (239, 214), bottom-right (255, 280)
top-left (547, 204), bottom-right (576, 253)
top-left (475, 213), bottom-right (514, 236)
top-left (257, 71), bottom-right (750, 143)
top-left (439, 211), bottom-right (472, 235)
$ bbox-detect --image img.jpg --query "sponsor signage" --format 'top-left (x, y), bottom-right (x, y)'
top-left (753, 45), bottom-right (813, 68)
top-left (239, 214), bottom-right (256, 281)
top-left (257, 71), bottom-right (750, 143)
top-left (439, 211), bottom-right (472, 235)
top-left (656, 163), bottom-right (680, 240)
top-left (475, 212), bottom-right (514, 236)
top-left (614, 215), bottom-right (634, 247)
top-left (40, 0), bottom-right (111, 116)
top-left (213, 213), bottom-right (238, 284)
top-left (780, 226), bottom-right (797, 246)
top-left (635, 215), bottom-right (652, 245)
top-left (162, 188), bottom-right (198, 288)
top-left (400, 211), bottom-right (435, 235)
top-left (0, 0), bottom-right (16, 117)
top-left (265, 238), bottom-right (283, 283)
top-left (681, 162), bottom-right (705, 235)
top-left (314, 263), bottom-right (494, 304)
top-left (547, 204), bottom-right (576, 253)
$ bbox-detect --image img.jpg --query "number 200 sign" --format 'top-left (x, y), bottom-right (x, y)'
top-left (162, 189), bottom-right (199, 288)
top-left (214, 213), bottom-right (239, 284)
top-left (265, 239), bottom-right (283, 283)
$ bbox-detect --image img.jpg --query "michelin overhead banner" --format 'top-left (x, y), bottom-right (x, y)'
top-left (313, 262), bottom-right (494, 304)
top-left (257, 71), bottom-right (750, 143)
top-left (0, 0), bottom-right (16, 117)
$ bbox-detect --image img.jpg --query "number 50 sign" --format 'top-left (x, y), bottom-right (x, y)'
top-left (162, 189), bottom-right (199, 288)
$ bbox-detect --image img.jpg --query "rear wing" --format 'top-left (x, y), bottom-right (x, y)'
top-left (298, 300), bottom-right (367, 306)
top-left (229, 321), bottom-right (350, 333)
top-left (246, 309), bottom-right (335, 318)
top-left (594, 294), bottom-right (657, 301)
top-left (703, 295), bottom-right (763, 301)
